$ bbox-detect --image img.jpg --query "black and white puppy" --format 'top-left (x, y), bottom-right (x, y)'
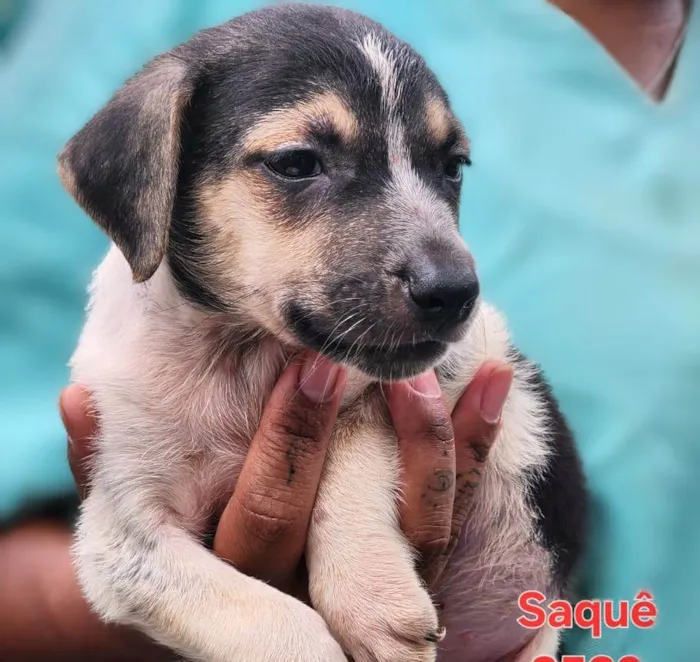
top-left (58, 5), bottom-right (587, 662)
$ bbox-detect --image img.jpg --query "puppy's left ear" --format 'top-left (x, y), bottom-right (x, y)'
top-left (58, 54), bottom-right (194, 283)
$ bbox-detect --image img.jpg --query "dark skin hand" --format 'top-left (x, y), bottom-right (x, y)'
top-left (0, 353), bottom-right (511, 660)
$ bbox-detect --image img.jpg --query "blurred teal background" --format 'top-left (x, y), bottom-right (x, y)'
top-left (1, 1), bottom-right (698, 659)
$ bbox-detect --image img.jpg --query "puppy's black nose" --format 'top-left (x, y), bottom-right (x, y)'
top-left (401, 254), bottom-right (479, 329)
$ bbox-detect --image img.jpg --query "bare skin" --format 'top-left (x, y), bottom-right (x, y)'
top-left (550, 0), bottom-right (689, 100)
top-left (1, 1), bottom-right (690, 658)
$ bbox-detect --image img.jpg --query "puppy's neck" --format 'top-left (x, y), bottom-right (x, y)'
top-left (142, 257), bottom-right (373, 409)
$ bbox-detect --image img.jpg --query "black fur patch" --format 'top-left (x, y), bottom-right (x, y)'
top-left (514, 350), bottom-right (589, 591)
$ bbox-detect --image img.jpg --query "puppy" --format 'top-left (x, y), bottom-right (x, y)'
top-left (58, 5), bottom-right (587, 662)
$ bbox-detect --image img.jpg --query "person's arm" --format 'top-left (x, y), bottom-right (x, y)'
top-left (0, 356), bottom-right (511, 660)
top-left (0, 520), bottom-right (170, 662)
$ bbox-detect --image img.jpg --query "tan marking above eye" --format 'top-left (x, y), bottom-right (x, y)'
top-left (242, 92), bottom-right (358, 154)
top-left (425, 96), bottom-right (452, 144)
top-left (425, 96), bottom-right (471, 155)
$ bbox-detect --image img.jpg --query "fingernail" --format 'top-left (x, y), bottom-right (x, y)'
top-left (409, 371), bottom-right (441, 398)
top-left (480, 367), bottom-right (513, 424)
top-left (299, 354), bottom-right (342, 403)
top-left (425, 626), bottom-right (447, 643)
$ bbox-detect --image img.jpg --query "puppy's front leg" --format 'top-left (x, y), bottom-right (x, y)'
top-left (75, 485), bottom-right (346, 662)
top-left (307, 420), bottom-right (439, 662)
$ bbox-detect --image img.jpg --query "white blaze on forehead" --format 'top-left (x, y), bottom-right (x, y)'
top-left (358, 32), bottom-right (404, 166)
top-left (358, 32), bottom-right (454, 233)
top-left (358, 32), bottom-right (402, 109)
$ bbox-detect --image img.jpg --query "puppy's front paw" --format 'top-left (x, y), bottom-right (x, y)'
top-left (185, 593), bottom-right (347, 662)
top-left (252, 596), bottom-right (349, 662)
top-left (310, 562), bottom-right (440, 662)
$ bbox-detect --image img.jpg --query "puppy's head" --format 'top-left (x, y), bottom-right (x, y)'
top-left (59, 5), bottom-right (478, 380)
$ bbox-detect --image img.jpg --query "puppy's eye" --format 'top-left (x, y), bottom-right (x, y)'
top-left (265, 150), bottom-right (322, 179)
top-left (443, 155), bottom-right (469, 182)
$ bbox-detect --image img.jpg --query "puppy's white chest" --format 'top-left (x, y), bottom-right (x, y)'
top-left (72, 251), bottom-right (276, 523)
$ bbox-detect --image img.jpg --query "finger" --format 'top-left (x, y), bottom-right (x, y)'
top-left (385, 372), bottom-right (456, 578)
top-left (60, 385), bottom-right (99, 500)
top-left (214, 352), bottom-right (345, 590)
top-left (427, 361), bottom-right (512, 588)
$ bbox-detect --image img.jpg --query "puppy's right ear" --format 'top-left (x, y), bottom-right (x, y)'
top-left (58, 55), bottom-right (193, 283)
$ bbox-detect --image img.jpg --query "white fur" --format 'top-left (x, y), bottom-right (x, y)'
top-left (359, 33), bottom-right (402, 110)
top-left (359, 32), bottom-right (455, 241)
top-left (513, 625), bottom-right (560, 662)
top-left (70, 245), bottom-right (551, 662)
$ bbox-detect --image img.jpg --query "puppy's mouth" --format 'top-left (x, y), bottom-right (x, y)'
top-left (284, 303), bottom-right (450, 381)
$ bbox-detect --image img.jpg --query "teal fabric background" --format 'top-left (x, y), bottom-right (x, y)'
top-left (1, 1), bottom-right (698, 659)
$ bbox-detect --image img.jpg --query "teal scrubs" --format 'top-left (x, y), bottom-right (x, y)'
top-left (2, 1), bottom-right (699, 660)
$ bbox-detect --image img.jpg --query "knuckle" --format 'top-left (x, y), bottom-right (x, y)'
top-left (268, 405), bottom-right (325, 450)
top-left (426, 468), bottom-right (456, 494)
top-left (456, 425), bottom-right (497, 456)
top-left (450, 499), bottom-right (471, 526)
top-left (453, 470), bottom-right (483, 513)
top-left (469, 441), bottom-right (492, 464)
top-left (421, 411), bottom-right (455, 446)
top-left (410, 522), bottom-right (451, 557)
top-left (419, 535), bottom-right (451, 559)
top-left (237, 494), bottom-right (299, 545)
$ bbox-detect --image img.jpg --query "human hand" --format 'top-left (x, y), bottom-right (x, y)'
top-left (385, 360), bottom-right (512, 589)
top-left (61, 354), bottom-right (511, 657)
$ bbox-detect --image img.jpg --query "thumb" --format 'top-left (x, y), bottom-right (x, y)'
top-left (59, 385), bottom-right (98, 499)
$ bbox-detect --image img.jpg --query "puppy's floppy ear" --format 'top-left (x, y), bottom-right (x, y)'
top-left (58, 54), bottom-right (193, 283)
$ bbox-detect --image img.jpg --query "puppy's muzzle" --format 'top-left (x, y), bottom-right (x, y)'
top-left (396, 244), bottom-right (479, 337)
